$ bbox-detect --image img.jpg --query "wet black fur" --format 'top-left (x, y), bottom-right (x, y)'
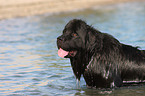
top-left (57, 19), bottom-right (145, 88)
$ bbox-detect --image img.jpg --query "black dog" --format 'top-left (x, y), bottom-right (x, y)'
top-left (57, 19), bottom-right (145, 88)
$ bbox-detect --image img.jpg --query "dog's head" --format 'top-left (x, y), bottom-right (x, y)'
top-left (57, 19), bottom-right (104, 80)
top-left (57, 19), bottom-right (102, 58)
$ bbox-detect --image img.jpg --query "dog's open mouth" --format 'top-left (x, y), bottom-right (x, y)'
top-left (58, 48), bottom-right (77, 58)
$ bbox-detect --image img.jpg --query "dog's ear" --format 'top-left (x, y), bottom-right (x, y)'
top-left (86, 30), bottom-right (103, 53)
top-left (77, 24), bottom-right (87, 44)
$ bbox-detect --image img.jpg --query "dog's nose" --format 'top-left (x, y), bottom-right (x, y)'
top-left (57, 36), bottom-right (64, 41)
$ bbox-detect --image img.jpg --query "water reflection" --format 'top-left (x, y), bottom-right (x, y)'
top-left (0, 1), bottom-right (145, 96)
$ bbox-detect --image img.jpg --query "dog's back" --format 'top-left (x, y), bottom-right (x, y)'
top-left (122, 44), bottom-right (145, 64)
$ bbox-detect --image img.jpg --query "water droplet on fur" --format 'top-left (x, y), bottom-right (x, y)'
top-left (92, 80), bottom-right (93, 83)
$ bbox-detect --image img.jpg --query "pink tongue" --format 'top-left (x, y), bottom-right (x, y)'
top-left (58, 48), bottom-right (69, 58)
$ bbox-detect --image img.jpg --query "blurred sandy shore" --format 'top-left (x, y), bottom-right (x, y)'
top-left (0, 0), bottom-right (144, 19)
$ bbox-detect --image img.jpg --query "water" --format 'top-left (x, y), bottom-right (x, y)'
top-left (0, 1), bottom-right (145, 96)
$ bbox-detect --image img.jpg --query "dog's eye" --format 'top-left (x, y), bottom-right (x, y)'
top-left (72, 33), bottom-right (77, 37)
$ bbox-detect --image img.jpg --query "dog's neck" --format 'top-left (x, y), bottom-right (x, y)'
top-left (70, 50), bottom-right (94, 81)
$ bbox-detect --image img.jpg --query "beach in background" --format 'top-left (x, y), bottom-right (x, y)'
top-left (0, 0), bottom-right (144, 19)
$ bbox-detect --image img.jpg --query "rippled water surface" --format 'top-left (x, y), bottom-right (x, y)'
top-left (0, 2), bottom-right (145, 96)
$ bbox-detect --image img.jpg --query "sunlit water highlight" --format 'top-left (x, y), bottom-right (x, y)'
top-left (0, 1), bottom-right (145, 96)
